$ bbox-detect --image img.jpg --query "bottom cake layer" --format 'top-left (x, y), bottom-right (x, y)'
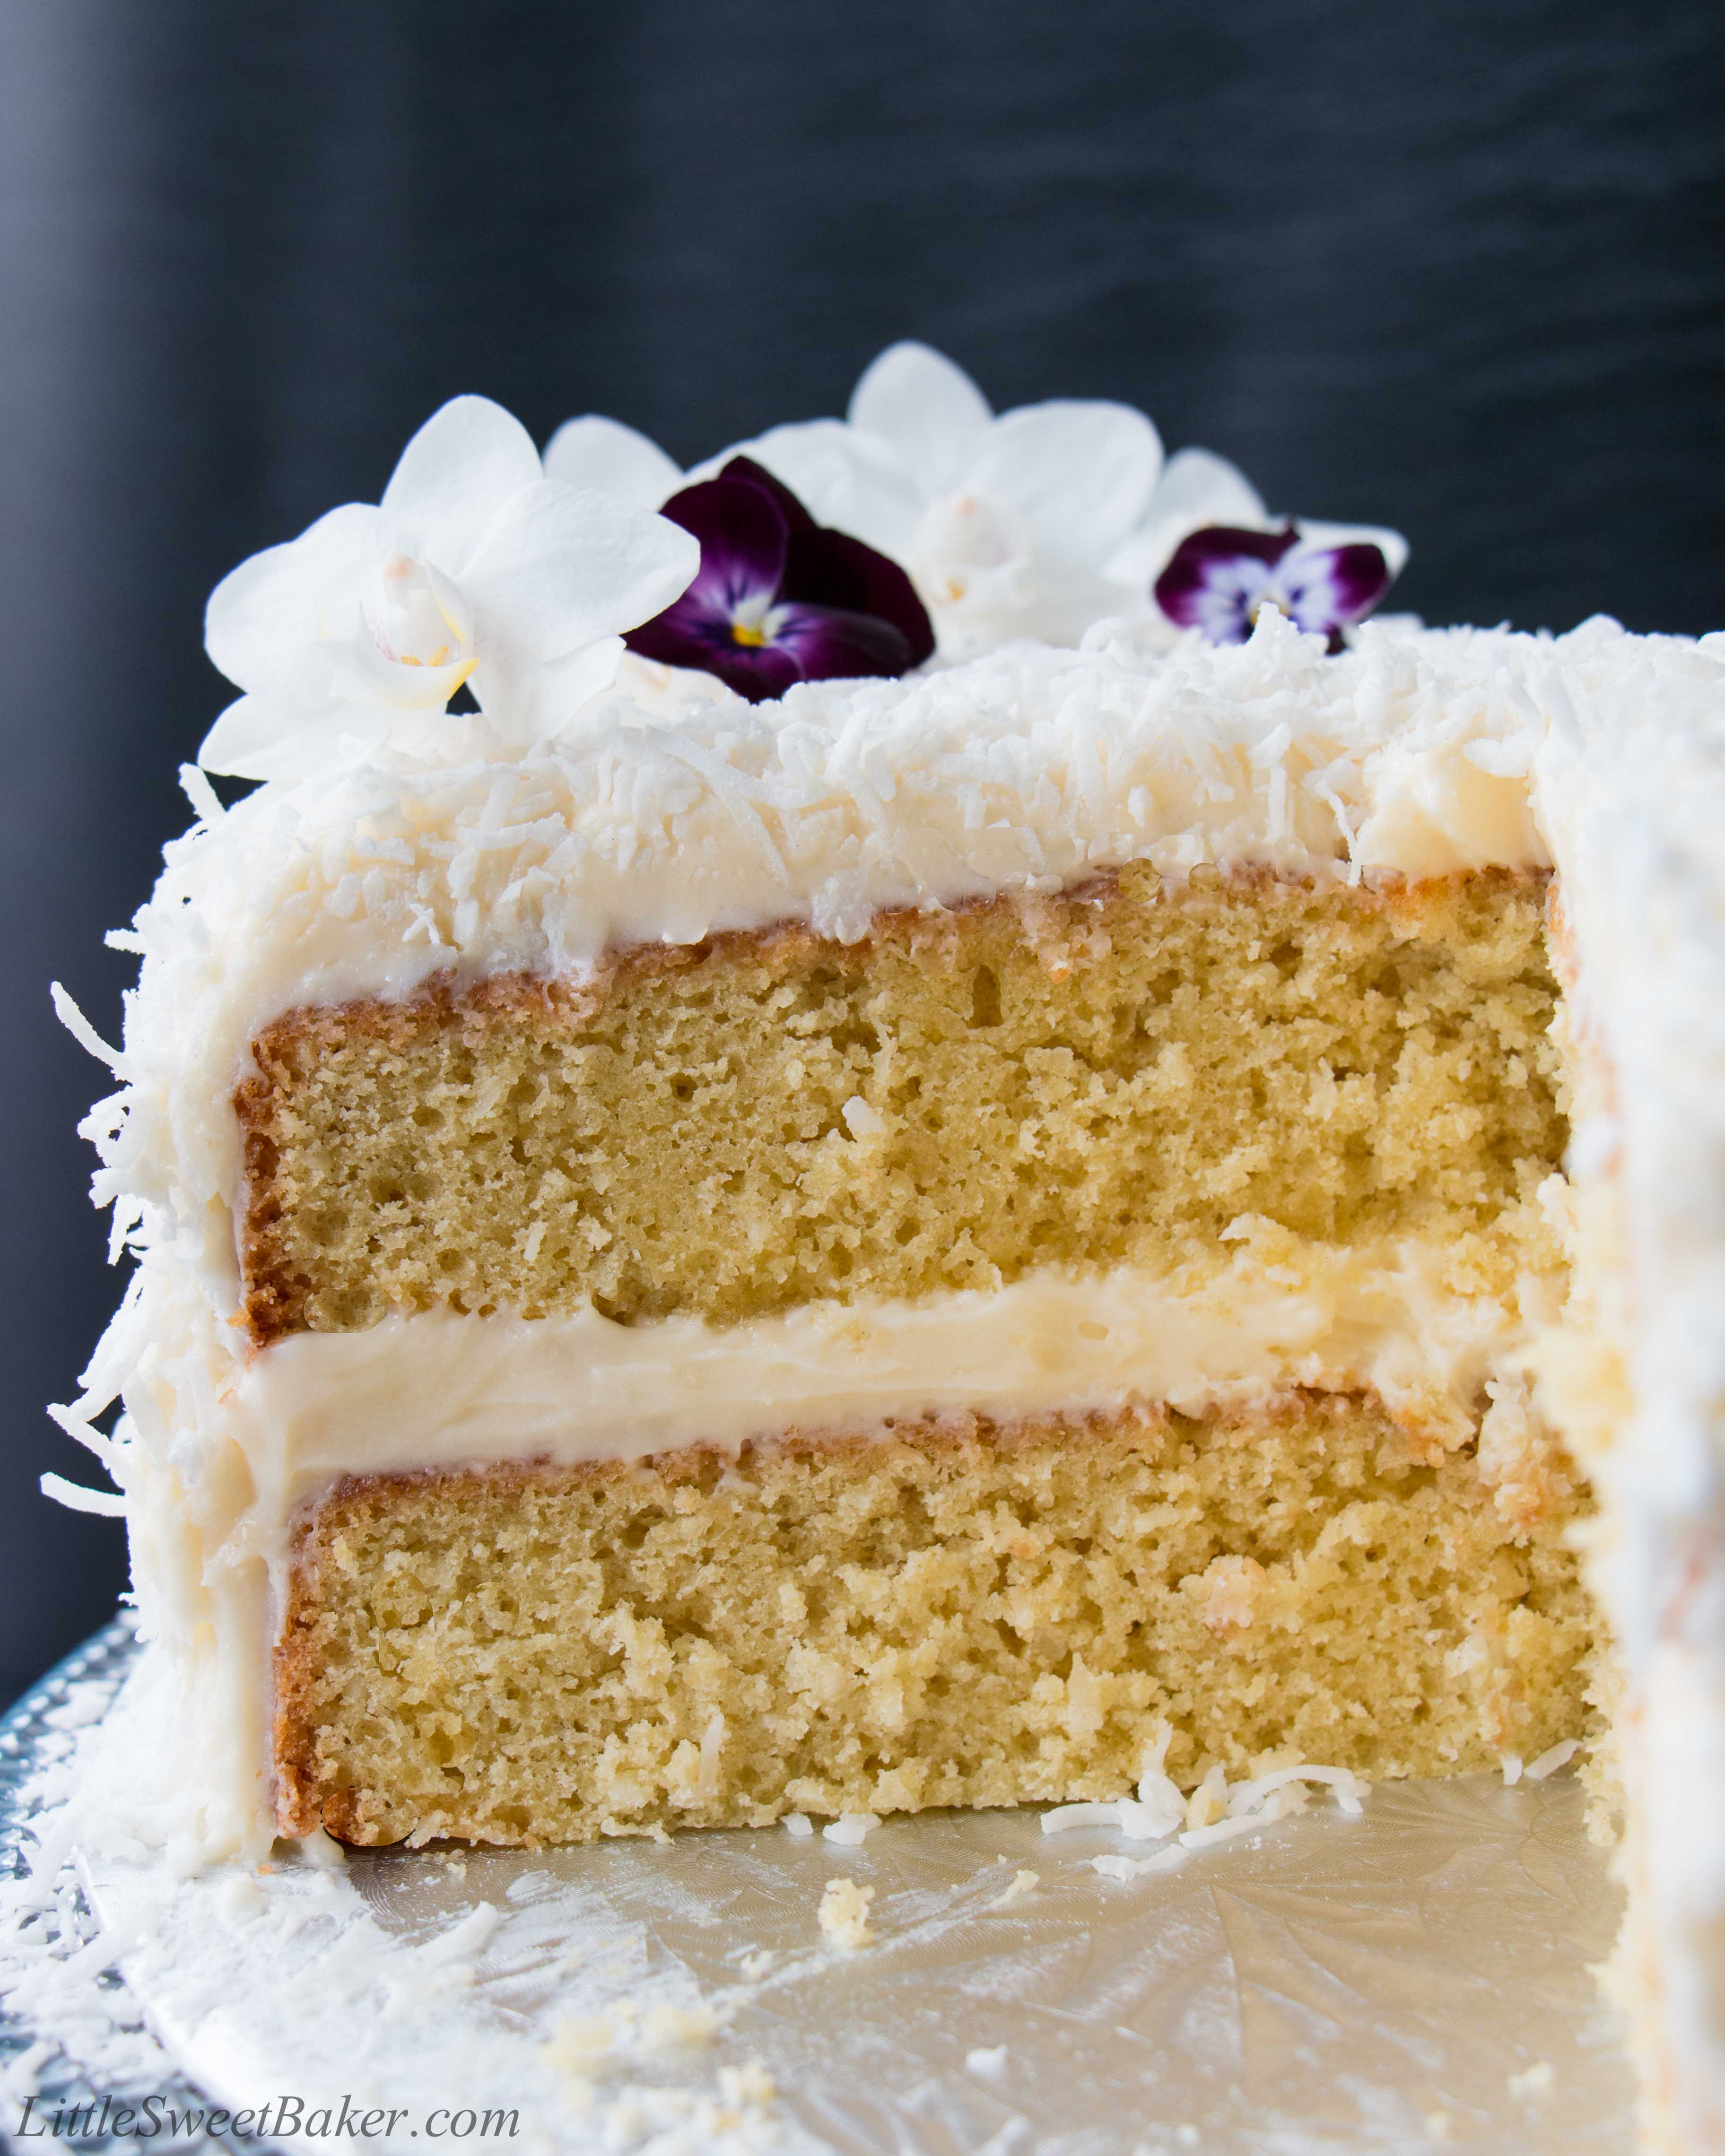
top-left (274, 1391), bottom-right (1599, 1848)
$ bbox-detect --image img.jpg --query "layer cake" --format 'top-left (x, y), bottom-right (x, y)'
top-left (51, 348), bottom-right (1725, 2147)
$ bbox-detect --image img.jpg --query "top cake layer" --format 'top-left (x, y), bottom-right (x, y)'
top-left (90, 610), bottom-right (1578, 1289)
top-left (75, 608), bottom-right (1706, 1313)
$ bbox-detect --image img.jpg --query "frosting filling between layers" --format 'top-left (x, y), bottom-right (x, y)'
top-left (235, 1228), bottom-right (1566, 1564)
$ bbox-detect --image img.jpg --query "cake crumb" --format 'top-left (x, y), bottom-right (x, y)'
top-left (841, 1095), bottom-right (885, 1139)
top-left (783, 1812), bottom-right (814, 1838)
top-left (546, 2014), bottom-right (613, 2069)
top-left (640, 2002), bottom-right (722, 2052)
top-left (992, 1868), bottom-right (1040, 1907)
top-left (718, 2060), bottom-right (777, 2105)
top-left (819, 1877), bottom-right (875, 1949)
top-left (1508, 2060), bottom-right (1555, 2100)
top-left (822, 1811), bottom-right (880, 1845)
top-left (965, 2044), bottom-right (1009, 2082)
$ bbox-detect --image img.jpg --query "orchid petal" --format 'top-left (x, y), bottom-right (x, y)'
top-left (849, 342), bottom-right (993, 496)
top-left (1103, 447), bottom-right (1271, 589)
top-left (470, 635), bottom-right (624, 745)
top-left (418, 556), bottom-right (477, 652)
top-left (197, 694), bottom-right (394, 783)
top-left (705, 420), bottom-right (923, 557)
top-left (543, 415), bottom-right (683, 509)
top-left (204, 502), bottom-right (380, 695)
top-left (912, 490), bottom-right (1031, 581)
top-left (462, 481), bottom-right (699, 659)
top-left (322, 601), bottom-right (475, 709)
top-left (1149, 447), bottom-right (1267, 533)
top-left (380, 396), bottom-right (544, 578)
top-left (686, 421), bottom-right (830, 501)
top-left (970, 400), bottom-right (1164, 562)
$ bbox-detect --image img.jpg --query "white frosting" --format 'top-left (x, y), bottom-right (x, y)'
top-left (237, 1233), bottom-right (1550, 1505)
top-left (1528, 622), bottom-right (1725, 2144)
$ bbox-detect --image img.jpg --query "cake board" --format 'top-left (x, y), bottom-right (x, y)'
top-left (2, 1626), bottom-right (1636, 2155)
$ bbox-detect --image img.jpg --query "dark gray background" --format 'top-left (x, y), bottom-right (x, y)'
top-left (2, 0), bottom-right (1721, 1705)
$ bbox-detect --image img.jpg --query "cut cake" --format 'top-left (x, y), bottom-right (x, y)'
top-left (52, 347), bottom-right (1725, 2148)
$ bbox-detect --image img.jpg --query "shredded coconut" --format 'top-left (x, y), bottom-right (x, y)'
top-left (821, 1812), bottom-right (880, 1846)
top-left (1049, 1747), bottom-right (1369, 1872)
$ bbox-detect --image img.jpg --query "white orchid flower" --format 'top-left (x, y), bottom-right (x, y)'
top-left (746, 344), bottom-right (1167, 656)
top-left (199, 396), bottom-right (699, 782)
top-left (546, 343), bottom-right (1166, 659)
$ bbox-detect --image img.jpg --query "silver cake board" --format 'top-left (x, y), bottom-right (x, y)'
top-left (3, 1627), bottom-right (1634, 2155)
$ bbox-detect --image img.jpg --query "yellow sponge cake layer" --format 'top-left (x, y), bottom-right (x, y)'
top-left (275, 1391), bottom-right (1595, 1848)
top-left (238, 866), bottom-right (1565, 1341)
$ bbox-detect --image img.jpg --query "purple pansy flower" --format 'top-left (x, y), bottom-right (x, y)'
top-left (1153, 525), bottom-right (1395, 653)
top-left (626, 457), bottom-right (934, 702)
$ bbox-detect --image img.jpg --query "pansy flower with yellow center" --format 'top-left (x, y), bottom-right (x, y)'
top-left (624, 457), bottom-right (933, 702)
